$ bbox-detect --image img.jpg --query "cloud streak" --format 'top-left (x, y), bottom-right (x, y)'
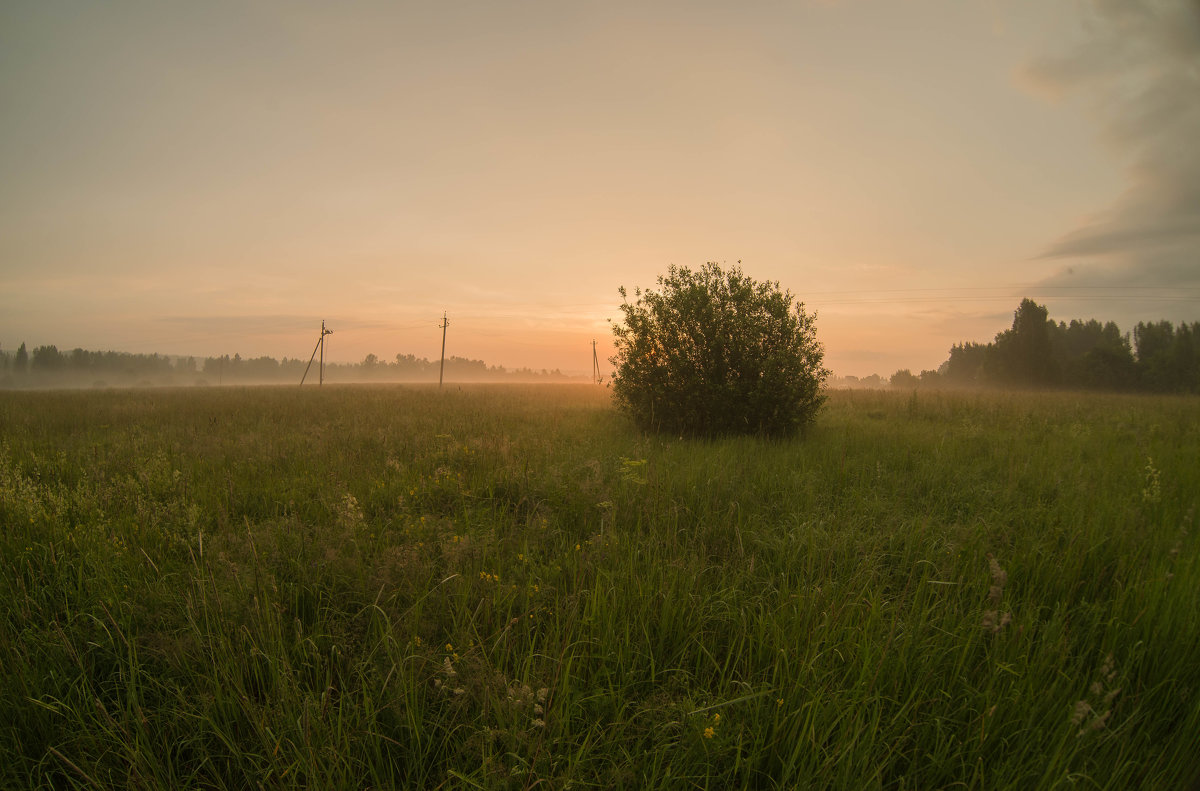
top-left (1027, 0), bottom-right (1200, 289)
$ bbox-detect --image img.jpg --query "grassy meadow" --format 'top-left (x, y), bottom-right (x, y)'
top-left (1, 384), bottom-right (1198, 789)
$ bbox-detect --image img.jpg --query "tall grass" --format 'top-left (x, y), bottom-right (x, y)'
top-left (1, 384), bottom-right (1197, 789)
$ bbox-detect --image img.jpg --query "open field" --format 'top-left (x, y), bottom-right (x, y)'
top-left (1, 384), bottom-right (1198, 789)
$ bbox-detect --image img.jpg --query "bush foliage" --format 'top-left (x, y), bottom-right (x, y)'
top-left (610, 262), bottom-right (829, 436)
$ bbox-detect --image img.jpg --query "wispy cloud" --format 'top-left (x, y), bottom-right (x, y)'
top-left (1026, 0), bottom-right (1200, 290)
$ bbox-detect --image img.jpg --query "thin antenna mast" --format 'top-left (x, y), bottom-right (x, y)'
top-left (300, 320), bottom-right (334, 386)
top-left (438, 312), bottom-right (449, 388)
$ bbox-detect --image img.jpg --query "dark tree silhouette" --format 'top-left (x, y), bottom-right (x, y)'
top-left (989, 299), bottom-right (1058, 387)
top-left (31, 345), bottom-right (65, 372)
top-left (935, 300), bottom-right (1197, 394)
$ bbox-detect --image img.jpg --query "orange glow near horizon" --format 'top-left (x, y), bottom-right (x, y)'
top-left (2, 2), bottom-right (1196, 379)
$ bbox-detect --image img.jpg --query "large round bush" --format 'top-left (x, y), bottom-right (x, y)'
top-left (610, 261), bottom-right (829, 437)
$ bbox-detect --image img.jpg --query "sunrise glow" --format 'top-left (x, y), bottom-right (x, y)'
top-left (2, 1), bottom-right (1196, 379)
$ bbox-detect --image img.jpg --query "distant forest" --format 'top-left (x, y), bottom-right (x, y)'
top-left (5, 300), bottom-right (1196, 393)
top-left (0, 345), bottom-right (582, 388)
top-left (889, 299), bottom-right (1199, 394)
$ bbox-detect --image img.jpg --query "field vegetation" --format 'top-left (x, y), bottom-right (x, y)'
top-left (1, 384), bottom-right (1197, 789)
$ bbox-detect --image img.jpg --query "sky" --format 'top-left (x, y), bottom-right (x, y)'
top-left (2, 0), bottom-right (1197, 378)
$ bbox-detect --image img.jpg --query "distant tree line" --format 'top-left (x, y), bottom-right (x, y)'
top-left (829, 374), bottom-right (887, 389)
top-left (0, 343), bottom-right (580, 388)
top-left (890, 299), bottom-right (1199, 393)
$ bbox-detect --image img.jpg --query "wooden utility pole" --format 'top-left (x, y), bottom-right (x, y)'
top-left (438, 312), bottom-right (449, 388)
top-left (592, 340), bottom-right (601, 384)
top-left (301, 320), bottom-right (333, 386)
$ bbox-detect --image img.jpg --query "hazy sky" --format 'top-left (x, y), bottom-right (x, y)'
top-left (2, 0), bottom-right (1197, 377)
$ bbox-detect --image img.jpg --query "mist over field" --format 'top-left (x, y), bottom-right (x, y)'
top-left (4, 295), bottom-right (1196, 395)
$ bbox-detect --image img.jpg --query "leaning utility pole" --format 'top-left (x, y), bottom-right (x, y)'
top-left (301, 320), bottom-right (333, 386)
top-left (592, 339), bottom-right (601, 384)
top-left (438, 312), bottom-right (449, 388)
